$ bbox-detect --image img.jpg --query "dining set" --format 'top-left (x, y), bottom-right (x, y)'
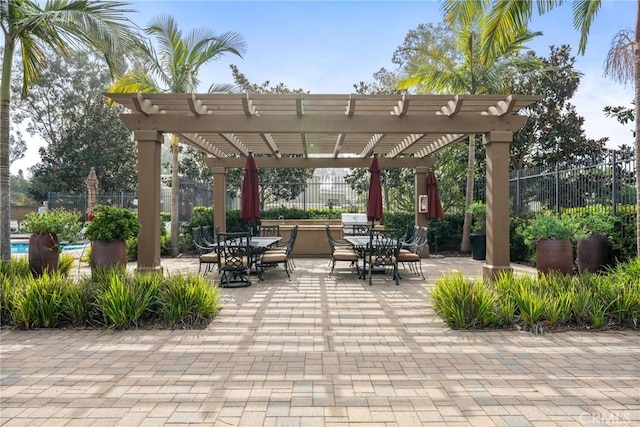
top-left (325, 224), bottom-right (429, 285)
top-left (192, 224), bottom-right (298, 287)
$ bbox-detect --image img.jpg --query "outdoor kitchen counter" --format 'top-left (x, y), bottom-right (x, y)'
top-left (260, 219), bottom-right (340, 256)
top-left (260, 219), bottom-right (382, 256)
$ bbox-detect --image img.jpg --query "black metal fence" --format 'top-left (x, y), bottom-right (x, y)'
top-left (48, 149), bottom-right (636, 221)
top-left (473, 149), bottom-right (636, 216)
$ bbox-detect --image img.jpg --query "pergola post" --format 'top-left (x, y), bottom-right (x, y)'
top-left (483, 131), bottom-right (513, 282)
top-left (135, 130), bottom-right (164, 273)
top-left (414, 166), bottom-right (429, 257)
top-left (212, 167), bottom-right (226, 233)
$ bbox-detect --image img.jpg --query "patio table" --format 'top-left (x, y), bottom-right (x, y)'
top-left (344, 235), bottom-right (399, 280)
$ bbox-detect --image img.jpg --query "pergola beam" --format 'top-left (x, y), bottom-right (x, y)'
top-left (204, 157), bottom-right (436, 169)
top-left (119, 114), bottom-right (529, 135)
top-left (359, 134), bottom-right (384, 158)
top-left (391, 94), bottom-right (409, 117)
top-left (220, 133), bottom-right (250, 156)
top-left (261, 133), bottom-right (282, 158)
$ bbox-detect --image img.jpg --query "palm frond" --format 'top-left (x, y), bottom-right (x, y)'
top-left (481, 0), bottom-right (533, 62)
top-left (604, 29), bottom-right (635, 85)
top-left (572, 0), bottom-right (602, 55)
top-left (441, 0), bottom-right (489, 28)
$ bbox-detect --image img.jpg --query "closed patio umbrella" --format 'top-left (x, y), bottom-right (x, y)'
top-left (85, 167), bottom-right (98, 221)
top-left (240, 152), bottom-right (260, 221)
top-left (426, 170), bottom-right (444, 219)
top-left (367, 154), bottom-right (383, 227)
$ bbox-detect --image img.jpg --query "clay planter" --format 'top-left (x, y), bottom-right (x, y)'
top-left (577, 234), bottom-right (609, 274)
top-left (91, 240), bottom-right (127, 270)
top-left (536, 238), bottom-right (574, 275)
top-left (28, 234), bottom-right (60, 276)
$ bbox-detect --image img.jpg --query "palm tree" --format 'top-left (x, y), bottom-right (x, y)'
top-left (398, 18), bottom-right (542, 252)
top-left (109, 14), bottom-right (246, 257)
top-left (0, 0), bottom-right (139, 262)
top-left (441, 0), bottom-right (640, 255)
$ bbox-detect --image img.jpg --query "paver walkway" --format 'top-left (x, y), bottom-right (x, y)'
top-left (1, 256), bottom-right (639, 426)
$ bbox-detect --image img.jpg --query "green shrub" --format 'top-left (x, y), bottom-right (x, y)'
top-left (432, 272), bottom-right (499, 328)
top-left (159, 274), bottom-right (221, 328)
top-left (84, 205), bottom-right (140, 242)
top-left (520, 211), bottom-right (586, 249)
top-left (23, 208), bottom-right (82, 242)
top-left (58, 253), bottom-right (75, 277)
top-left (11, 272), bottom-right (80, 328)
top-left (515, 284), bottom-right (546, 333)
top-left (98, 269), bottom-right (158, 329)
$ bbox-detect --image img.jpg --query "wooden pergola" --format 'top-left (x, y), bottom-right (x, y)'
top-left (107, 93), bottom-right (539, 281)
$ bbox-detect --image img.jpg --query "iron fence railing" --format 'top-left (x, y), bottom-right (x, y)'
top-left (48, 149), bottom-right (636, 221)
top-left (473, 149), bottom-right (636, 217)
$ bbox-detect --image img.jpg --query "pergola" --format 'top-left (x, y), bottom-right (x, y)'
top-left (107, 93), bottom-right (539, 281)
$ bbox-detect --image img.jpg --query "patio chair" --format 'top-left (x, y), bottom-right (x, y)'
top-left (400, 225), bottom-right (421, 250)
top-left (216, 232), bottom-right (252, 287)
top-left (192, 226), bottom-right (218, 274)
top-left (201, 225), bottom-right (219, 247)
top-left (364, 229), bottom-right (402, 286)
top-left (398, 233), bottom-right (429, 279)
top-left (258, 225), bottom-right (280, 237)
top-left (257, 225), bottom-right (297, 280)
top-left (350, 224), bottom-right (370, 236)
top-left (325, 224), bottom-right (359, 277)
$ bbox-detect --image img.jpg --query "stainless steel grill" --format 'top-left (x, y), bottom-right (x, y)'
top-left (341, 213), bottom-right (369, 236)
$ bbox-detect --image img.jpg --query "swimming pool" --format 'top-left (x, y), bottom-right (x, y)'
top-left (10, 242), bottom-right (88, 255)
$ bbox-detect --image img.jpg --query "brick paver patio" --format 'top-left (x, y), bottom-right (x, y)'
top-left (1, 256), bottom-right (639, 426)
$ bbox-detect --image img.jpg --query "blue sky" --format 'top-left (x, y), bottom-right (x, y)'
top-left (11, 0), bottom-right (636, 174)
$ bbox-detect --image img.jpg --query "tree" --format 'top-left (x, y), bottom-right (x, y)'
top-left (0, 0), bottom-right (139, 262)
top-left (510, 45), bottom-right (607, 170)
top-left (109, 14), bottom-right (246, 257)
top-left (227, 65), bottom-right (315, 207)
top-left (9, 132), bottom-right (26, 165)
top-left (398, 14), bottom-right (542, 252)
top-left (10, 51), bottom-right (136, 198)
top-left (441, 0), bottom-right (640, 255)
top-left (29, 97), bottom-right (137, 199)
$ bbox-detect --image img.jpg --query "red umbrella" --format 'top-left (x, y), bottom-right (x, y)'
top-left (240, 152), bottom-right (260, 221)
top-left (367, 154), bottom-right (383, 226)
top-left (426, 170), bottom-right (444, 219)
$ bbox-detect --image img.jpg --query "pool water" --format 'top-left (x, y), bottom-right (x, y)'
top-left (10, 242), bottom-right (88, 254)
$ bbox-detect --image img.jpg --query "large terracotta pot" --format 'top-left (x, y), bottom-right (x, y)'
top-left (28, 233), bottom-right (60, 277)
top-left (536, 238), bottom-right (574, 275)
top-left (577, 234), bottom-right (609, 274)
top-left (91, 240), bottom-right (127, 269)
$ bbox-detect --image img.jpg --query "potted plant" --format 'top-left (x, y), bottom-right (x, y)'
top-left (23, 208), bottom-right (81, 276)
top-left (84, 205), bottom-right (140, 269)
top-left (521, 211), bottom-right (586, 275)
top-left (467, 201), bottom-right (486, 260)
top-left (573, 212), bottom-right (614, 273)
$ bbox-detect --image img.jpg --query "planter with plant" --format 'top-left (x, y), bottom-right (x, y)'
top-left (467, 201), bottom-right (487, 260)
top-left (521, 212), bottom-right (586, 275)
top-left (84, 205), bottom-right (140, 269)
top-left (23, 208), bottom-right (81, 276)
top-left (574, 212), bottom-right (614, 273)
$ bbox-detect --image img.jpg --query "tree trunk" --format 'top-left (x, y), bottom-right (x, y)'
top-left (635, 3), bottom-right (640, 257)
top-left (170, 136), bottom-right (179, 257)
top-left (460, 135), bottom-right (476, 253)
top-left (0, 39), bottom-right (15, 262)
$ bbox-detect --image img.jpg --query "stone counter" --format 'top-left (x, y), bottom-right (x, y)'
top-left (261, 219), bottom-right (342, 256)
